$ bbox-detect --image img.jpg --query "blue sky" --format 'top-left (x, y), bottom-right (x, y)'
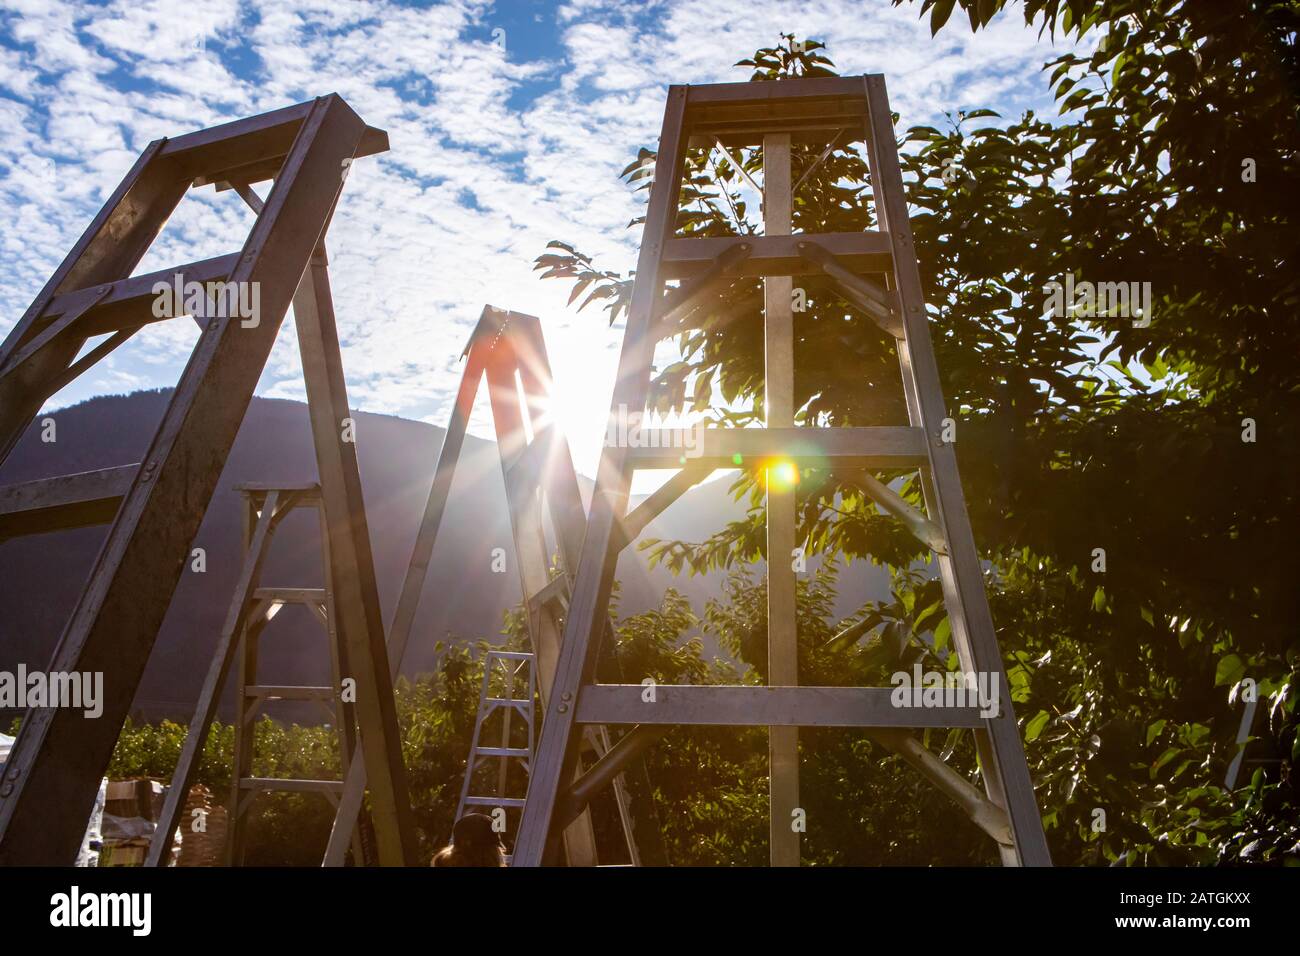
top-left (0, 0), bottom-right (1084, 480)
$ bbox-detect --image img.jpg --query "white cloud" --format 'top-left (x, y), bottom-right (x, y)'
top-left (0, 0), bottom-right (1083, 484)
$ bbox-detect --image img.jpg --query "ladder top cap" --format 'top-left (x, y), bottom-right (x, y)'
top-left (167, 95), bottom-right (387, 189)
top-left (163, 94), bottom-right (386, 158)
top-left (676, 74), bottom-right (880, 104)
top-left (675, 76), bottom-right (878, 147)
top-left (461, 304), bottom-right (540, 357)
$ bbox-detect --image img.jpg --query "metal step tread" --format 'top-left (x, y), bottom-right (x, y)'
top-left (463, 796), bottom-right (526, 808)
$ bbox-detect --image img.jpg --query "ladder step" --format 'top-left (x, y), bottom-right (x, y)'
top-left (0, 464), bottom-right (137, 538)
top-left (574, 685), bottom-right (991, 728)
top-left (661, 232), bottom-right (891, 279)
top-left (254, 587), bottom-right (326, 604)
top-left (526, 575), bottom-right (569, 613)
top-left (40, 255), bottom-right (237, 330)
top-left (239, 777), bottom-right (343, 793)
top-left (472, 747), bottom-right (531, 758)
top-left (244, 684), bottom-right (335, 701)
top-left (506, 429), bottom-right (554, 492)
top-left (624, 426), bottom-right (928, 469)
top-left (463, 796), bottom-right (526, 808)
top-left (235, 480), bottom-right (322, 496)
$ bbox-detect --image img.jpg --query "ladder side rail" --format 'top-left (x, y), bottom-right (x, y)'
top-left (322, 341), bottom-right (488, 864)
top-left (0, 141), bottom-right (187, 464)
top-left (513, 85), bottom-right (691, 866)
top-left (860, 75), bottom-right (1049, 866)
top-left (292, 242), bottom-right (418, 865)
top-left (484, 345), bottom-right (600, 866)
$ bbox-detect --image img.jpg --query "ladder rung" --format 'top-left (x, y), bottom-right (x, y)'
top-left (0, 464), bottom-right (136, 538)
top-left (486, 651), bottom-right (534, 661)
top-left (472, 747), bottom-right (530, 758)
top-left (463, 796), bottom-right (526, 808)
top-left (526, 575), bottom-right (569, 613)
top-left (254, 587), bottom-right (326, 604)
top-left (236, 481), bottom-right (322, 496)
top-left (239, 777), bottom-right (343, 793)
top-left (245, 684), bottom-right (334, 701)
top-left (574, 685), bottom-right (990, 728)
top-left (506, 430), bottom-right (553, 491)
top-left (41, 255), bottom-right (238, 331)
top-left (485, 697), bottom-right (532, 706)
top-left (624, 426), bottom-right (928, 470)
top-left (660, 232), bottom-right (891, 279)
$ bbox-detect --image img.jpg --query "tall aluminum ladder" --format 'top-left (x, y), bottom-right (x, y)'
top-left (511, 74), bottom-right (1052, 867)
top-left (0, 96), bottom-right (415, 865)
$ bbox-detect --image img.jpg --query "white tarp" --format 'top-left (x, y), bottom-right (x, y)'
top-left (77, 778), bottom-right (107, 867)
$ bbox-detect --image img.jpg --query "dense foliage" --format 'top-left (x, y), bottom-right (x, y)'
top-left (534, 3), bottom-right (1300, 865)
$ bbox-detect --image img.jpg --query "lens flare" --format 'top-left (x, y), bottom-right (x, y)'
top-left (767, 458), bottom-right (799, 491)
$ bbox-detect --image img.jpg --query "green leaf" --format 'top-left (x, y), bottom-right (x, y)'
top-left (930, 0), bottom-right (956, 36)
top-left (1214, 654), bottom-right (1246, 688)
top-left (932, 616), bottom-right (952, 652)
top-left (1152, 746), bottom-right (1181, 774)
top-left (1024, 709), bottom-right (1051, 742)
top-left (1145, 719), bottom-right (1166, 746)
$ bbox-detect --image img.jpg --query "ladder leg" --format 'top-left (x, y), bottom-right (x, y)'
top-left (518, 336), bottom-right (668, 865)
top-left (497, 659), bottom-right (515, 797)
top-left (0, 141), bottom-right (184, 467)
top-left (762, 131), bottom-right (801, 867)
top-left (323, 339), bottom-right (488, 865)
top-left (485, 350), bottom-right (599, 865)
top-left (224, 628), bottom-right (258, 867)
top-left (227, 493), bottom-right (272, 867)
top-left (455, 657), bottom-right (497, 820)
top-left (317, 501), bottom-right (368, 865)
top-left (224, 500), bottom-right (263, 867)
top-left (513, 86), bottom-right (690, 866)
top-left (293, 247), bottom-right (417, 866)
top-left (861, 75), bottom-right (1050, 866)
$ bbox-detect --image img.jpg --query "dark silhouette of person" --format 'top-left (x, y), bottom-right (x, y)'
top-left (431, 812), bottom-right (507, 867)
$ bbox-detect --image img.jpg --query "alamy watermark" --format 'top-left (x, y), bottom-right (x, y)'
top-left (604, 404), bottom-right (704, 459)
top-left (1043, 273), bottom-right (1152, 327)
top-left (890, 664), bottom-right (999, 719)
top-left (0, 665), bottom-right (103, 718)
top-left (152, 274), bottom-right (261, 328)
top-left (50, 886), bottom-right (151, 936)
